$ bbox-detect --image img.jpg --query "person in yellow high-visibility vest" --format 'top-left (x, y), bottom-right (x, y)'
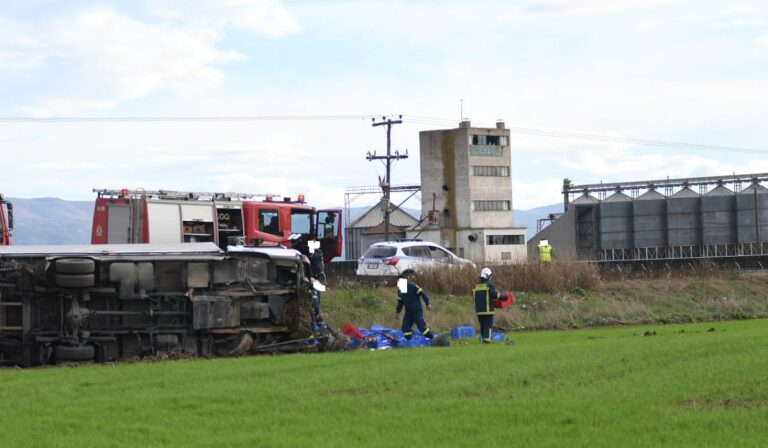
top-left (538, 239), bottom-right (552, 263)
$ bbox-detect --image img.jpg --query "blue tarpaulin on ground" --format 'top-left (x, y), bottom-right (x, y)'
top-left (348, 326), bottom-right (433, 349)
top-left (450, 326), bottom-right (476, 339)
top-left (347, 325), bottom-right (506, 349)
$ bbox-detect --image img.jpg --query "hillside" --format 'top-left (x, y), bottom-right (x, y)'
top-left (8, 198), bottom-right (93, 245)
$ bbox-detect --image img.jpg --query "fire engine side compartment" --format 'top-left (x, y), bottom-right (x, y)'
top-left (0, 243), bottom-right (307, 367)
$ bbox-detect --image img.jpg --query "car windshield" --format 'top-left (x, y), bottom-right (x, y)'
top-left (363, 246), bottom-right (397, 258)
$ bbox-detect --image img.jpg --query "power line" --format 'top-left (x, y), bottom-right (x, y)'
top-left (1, 113), bottom-right (765, 155)
top-left (401, 115), bottom-right (768, 155)
top-left (0, 115), bottom-right (381, 123)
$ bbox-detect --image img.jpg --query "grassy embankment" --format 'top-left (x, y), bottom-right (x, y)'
top-left (1, 319), bottom-right (767, 446)
top-left (323, 262), bottom-right (768, 332)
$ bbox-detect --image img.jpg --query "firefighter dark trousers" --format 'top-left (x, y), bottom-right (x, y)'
top-left (310, 289), bottom-right (322, 334)
top-left (478, 314), bottom-right (494, 343)
top-left (401, 310), bottom-right (433, 340)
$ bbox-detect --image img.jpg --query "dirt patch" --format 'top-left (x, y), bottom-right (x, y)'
top-left (677, 396), bottom-right (768, 410)
top-left (677, 379), bottom-right (768, 410)
top-left (331, 380), bottom-right (400, 397)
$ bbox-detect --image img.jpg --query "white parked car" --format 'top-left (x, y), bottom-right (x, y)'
top-left (356, 240), bottom-right (474, 276)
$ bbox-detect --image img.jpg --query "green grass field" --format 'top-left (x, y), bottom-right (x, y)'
top-left (2, 319), bottom-right (767, 447)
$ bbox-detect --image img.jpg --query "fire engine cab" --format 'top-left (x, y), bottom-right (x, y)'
top-left (0, 193), bottom-right (12, 246)
top-left (91, 189), bottom-right (342, 261)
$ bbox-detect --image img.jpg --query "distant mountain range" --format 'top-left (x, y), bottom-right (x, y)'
top-left (6, 198), bottom-right (561, 245)
top-left (9, 198), bottom-right (94, 245)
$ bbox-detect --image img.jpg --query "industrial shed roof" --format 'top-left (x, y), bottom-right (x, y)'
top-left (349, 199), bottom-right (420, 229)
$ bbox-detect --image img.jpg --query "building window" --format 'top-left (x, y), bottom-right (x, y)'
top-left (487, 234), bottom-right (524, 245)
top-left (472, 200), bottom-right (511, 212)
top-left (470, 135), bottom-right (508, 146)
top-left (472, 165), bottom-right (510, 177)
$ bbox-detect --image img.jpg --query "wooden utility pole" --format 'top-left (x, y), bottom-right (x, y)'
top-left (367, 116), bottom-right (406, 242)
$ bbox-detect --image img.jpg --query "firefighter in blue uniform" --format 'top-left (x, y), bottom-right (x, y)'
top-left (291, 234), bottom-right (326, 338)
top-left (395, 271), bottom-right (434, 341)
top-left (473, 267), bottom-right (499, 343)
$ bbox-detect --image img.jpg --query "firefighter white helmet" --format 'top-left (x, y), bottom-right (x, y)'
top-left (480, 267), bottom-right (492, 280)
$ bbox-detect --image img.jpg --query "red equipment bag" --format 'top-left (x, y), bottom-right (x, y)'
top-left (341, 323), bottom-right (366, 341)
top-left (492, 292), bottom-right (516, 309)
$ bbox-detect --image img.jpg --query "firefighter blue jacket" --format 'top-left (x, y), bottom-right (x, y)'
top-left (473, 278), bottom-right (498, 315)
top-left (396, 282), bottom-right (430, 313)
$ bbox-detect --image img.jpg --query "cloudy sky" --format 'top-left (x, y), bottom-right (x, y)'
top-left (1, 0), bottom-right (767, 211)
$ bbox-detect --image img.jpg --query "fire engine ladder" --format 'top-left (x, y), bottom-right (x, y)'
top-left (93, 188), bottom-right (282, 202)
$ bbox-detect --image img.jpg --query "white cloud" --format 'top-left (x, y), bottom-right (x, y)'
top-left (33, 159), bottom-right (107, 170)
top-left (521, 0), bottom-right (678, 15)
top-left (8, 1), bottom-right (300, 115)
top-left (680, 5), bottom-right (763, 22)
top-left (513, 178), bottom-right (564, 210)
top-left (0, 17), bottom-right (44, 73)
top-left (144, 0), bottom-right (300, 37)
top-left (24, 9), bottom-right (247, 115)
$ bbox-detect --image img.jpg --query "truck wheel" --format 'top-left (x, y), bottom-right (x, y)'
top-left (56, 273), bottom-right (95, 288)
top-left (57, 258), bottom-right (95, 274)
top-left (55, 345), bottom-right (95, 362)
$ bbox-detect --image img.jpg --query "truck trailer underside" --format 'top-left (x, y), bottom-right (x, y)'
top-left (0, 243), bottom-right (313, 367)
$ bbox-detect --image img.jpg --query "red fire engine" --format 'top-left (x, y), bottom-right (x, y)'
top-left (91, 189), bottom-right (342, 261)
top-left (0, 193), bottom-right (12, 246)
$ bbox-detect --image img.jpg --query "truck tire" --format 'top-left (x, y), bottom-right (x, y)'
top-left (56, 258), bottom-right (95, 275)
top-left (55, 345), bottom-right (95, 362)
top-left (56, 273), bottom-right (95, 288)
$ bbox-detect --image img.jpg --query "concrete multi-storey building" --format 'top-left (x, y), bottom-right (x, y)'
top-left (407, 120), bottom-right (527, 263)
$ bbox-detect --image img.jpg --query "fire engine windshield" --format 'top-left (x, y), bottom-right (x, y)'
top-left (290, 210), bottom-right (312, 235)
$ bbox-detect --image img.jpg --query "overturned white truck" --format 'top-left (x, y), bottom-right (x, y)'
top-left (0, 243), bottom-right (328, 367)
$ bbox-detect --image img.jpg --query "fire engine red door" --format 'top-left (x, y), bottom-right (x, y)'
top-left (0, 201), bottom-right (10, 245)
top-left (315, 209), bottom-right (342, 262)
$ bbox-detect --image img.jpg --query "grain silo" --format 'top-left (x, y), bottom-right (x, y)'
top-left (667, 187), bottom-right (701, 246)
top-left (599, 192), bottom-right (633, 250)
top-left (573, 193), bottom-right (599, 259)
top-left (633, 190), bottom-right (667, 248)
top-left (701, 185), bottom-right (736, 245)
top-left (736, 183), bottom-right (768, 243)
